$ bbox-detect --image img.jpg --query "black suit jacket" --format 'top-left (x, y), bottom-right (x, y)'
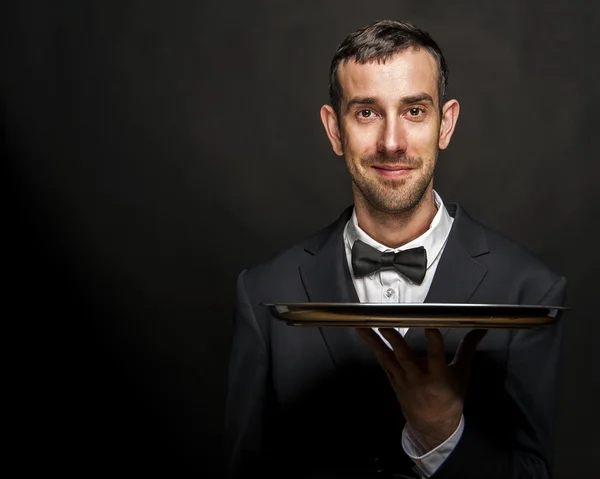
top-left (225, 204), bottom-right (566, 478)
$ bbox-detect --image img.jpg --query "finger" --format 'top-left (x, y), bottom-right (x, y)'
top-left (425, 328), bottom-right (446, 373)
top-left (378, 328), bottom-right (423, 377)
top-left (356, 328), bottom-right (405, 382)
top-left (381, 362), bottom-right (400, 389)
top-left (451, 328), bottom-right (488, 376)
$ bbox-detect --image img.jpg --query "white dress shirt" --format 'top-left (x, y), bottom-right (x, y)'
top-left (342, 190), bottom-right (463, 478)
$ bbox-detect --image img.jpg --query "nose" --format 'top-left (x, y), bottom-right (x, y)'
top-left (377, 116), bottom-right (407, 155)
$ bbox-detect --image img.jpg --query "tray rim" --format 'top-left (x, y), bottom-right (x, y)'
top-left (261, 302), bottom-right (566, 329)
top-left (262, 302), bottom-right (570, 310)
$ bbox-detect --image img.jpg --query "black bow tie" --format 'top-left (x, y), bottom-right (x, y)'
top-left (351, 239), bottom-right (428, 284)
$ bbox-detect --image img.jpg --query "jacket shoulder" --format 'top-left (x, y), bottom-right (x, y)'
top-left (238, 207), bottom-right (351, 300)
top-left (454, 205), bottom-right (566, 303)
top-left (485, 224), bottom-right (560, 277)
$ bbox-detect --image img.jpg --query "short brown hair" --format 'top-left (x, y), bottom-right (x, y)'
top-left (329, 20), bottom-right (449, 115)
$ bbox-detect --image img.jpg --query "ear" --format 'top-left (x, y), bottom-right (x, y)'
top-left (438, 99), bottom-right (460, 150)
top-left (320, 104), bottom-right (344, 156)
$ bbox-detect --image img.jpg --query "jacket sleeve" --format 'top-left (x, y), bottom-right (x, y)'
top-left (224, 270), bottom-right (271, 478)
top-left (432, 276), bottom-right (567, 479)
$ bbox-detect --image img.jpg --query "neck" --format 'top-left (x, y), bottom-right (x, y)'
top-left (353, 188), bottom-right (438, 249)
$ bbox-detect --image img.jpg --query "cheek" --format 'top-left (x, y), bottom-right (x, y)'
top-left (344, 127), bottom-right (379, 156)
top-left (407, 126), bottom-right (439, 153)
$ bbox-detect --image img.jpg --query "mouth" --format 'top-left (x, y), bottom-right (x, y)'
top-left (371, 165), bottom-right (415, 178)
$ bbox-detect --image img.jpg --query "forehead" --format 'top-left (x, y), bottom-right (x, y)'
top-left (337, 48), bottom-right (439, 105)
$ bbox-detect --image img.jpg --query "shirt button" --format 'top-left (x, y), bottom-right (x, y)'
top-left (385, 288), bottom-right (394, 298)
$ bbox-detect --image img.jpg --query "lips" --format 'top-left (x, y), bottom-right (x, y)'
top-left (374, 165), bottom-right (413, 171)
top-left (371, 165), bottom-right (414, 178)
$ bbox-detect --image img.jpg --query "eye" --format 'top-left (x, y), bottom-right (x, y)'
top-left (357, 109), bottom-right (376, 119)
top-left (408, 107), bottom-right (424, 116)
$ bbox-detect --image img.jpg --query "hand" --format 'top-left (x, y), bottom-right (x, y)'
top-left (357, 327), bottom-right (487, 452)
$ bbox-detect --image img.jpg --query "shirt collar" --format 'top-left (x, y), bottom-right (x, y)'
top-left (343, 190), bottom-right (453, 270)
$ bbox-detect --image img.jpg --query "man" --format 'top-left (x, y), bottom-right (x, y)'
top-left (225, 20), bottom-right (566, 479)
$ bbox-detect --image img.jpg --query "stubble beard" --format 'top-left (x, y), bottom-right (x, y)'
top-left (346, 151), bottom-right (438, 215)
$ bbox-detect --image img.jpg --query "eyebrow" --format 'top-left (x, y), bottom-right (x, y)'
top-left (345, 93), bottom-right (435, 111)
top-left (401, 93), bottom-right (435, 105)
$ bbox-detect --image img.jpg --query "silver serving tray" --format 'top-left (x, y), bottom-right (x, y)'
top-left (263, 303), bottom-right (569, 329)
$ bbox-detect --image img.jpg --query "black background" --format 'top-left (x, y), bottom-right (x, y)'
top-left (4, 1), bottom-right (599, 477)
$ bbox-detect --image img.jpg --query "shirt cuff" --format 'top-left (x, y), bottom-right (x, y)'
top-left (401, 415), bottom-right (465, 477)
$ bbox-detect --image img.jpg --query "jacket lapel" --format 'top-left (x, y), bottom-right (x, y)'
top-left (298, 207), bottom-right (376, 368)
top-left (406, 203), bottom-right (490, 351)
top-left (426, 203), bottom-right (489, 303)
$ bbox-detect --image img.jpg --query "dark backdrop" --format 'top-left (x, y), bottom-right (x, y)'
top-left (4, 1), bottom-right (598, 477)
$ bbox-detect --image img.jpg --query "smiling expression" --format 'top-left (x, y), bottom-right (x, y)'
top-left (327, 47), bottom-right (454, 215)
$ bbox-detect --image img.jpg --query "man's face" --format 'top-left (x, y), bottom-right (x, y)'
top-left (333, 48), bottom-right (445, 214)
